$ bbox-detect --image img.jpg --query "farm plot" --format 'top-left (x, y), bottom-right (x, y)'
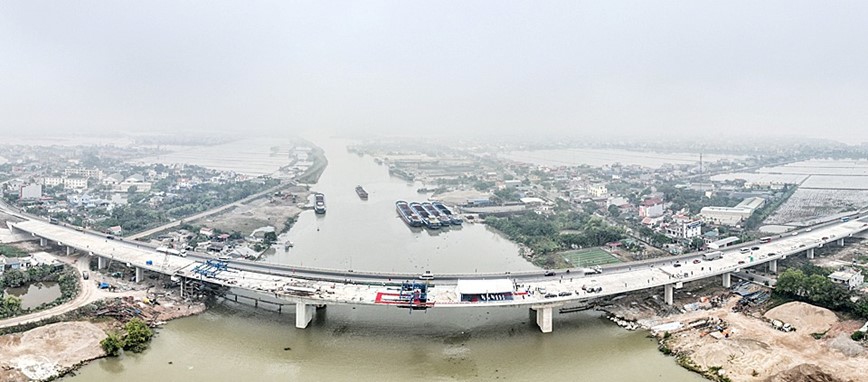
top-left (763, 189), bottom-right (868, 225)
top-left (758, 159), bottom-right (868, 175)
top-left (800, 175), bottom-right (868, 189)
top-left (561, 248), bottom-right (621, 267)
top-left (710, 172), bottom-right (807, 185)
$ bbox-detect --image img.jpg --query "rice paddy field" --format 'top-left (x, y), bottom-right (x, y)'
top-left (561, 248), bottom-right (621, 267)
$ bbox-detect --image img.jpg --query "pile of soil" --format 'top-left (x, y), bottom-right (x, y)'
top-left (764, 302), bottom-right (838, 334)
top-left (765, 364), bottom-right (845, 382)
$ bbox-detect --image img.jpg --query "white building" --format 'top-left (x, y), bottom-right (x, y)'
top-left (102, 173), bottom-right (124, 186)
top-left (116, 181), bottom-right (152, 193)
top-left (19, 183), bottom-right (42, 200)
top-left (41, 177), bottom-right (88, 190)
top-left (589, 183), bottom-right (608, 197)
top-left (829, 269), bottom-right (864, 290)
top-left (64, 167), bottom-right (103, 179)
top-left (639, 198), bottom-right (664, 218)
top-left (700, 197), bottom-right (766, 226)
top-left (666, 217), bottom-right (702, 239)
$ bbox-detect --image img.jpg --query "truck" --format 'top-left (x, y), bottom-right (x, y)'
top-left (582, 266), bottom-right (603, 275)
top-left (702, 251), bottom-right (724, 261)
top-left (157, 246), bottom-right (184, 257)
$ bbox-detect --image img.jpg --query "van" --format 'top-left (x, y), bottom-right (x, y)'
top-left (419, 271), bottom-right (435, 280)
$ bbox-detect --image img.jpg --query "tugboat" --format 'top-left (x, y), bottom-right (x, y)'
top-left (355, 185), bottom-right (369, 200)
top-left (314, 193), bottom-right (326, 214)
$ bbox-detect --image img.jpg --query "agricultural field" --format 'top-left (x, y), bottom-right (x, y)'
top-left (561, 247), bottom-right (621, 267)
top-left (710, 172), bottom-right (807, 185)
top-left (800, 175), bottom-right (868, 189)
top-left (757, 159), bottom-right (868, 176)
top-left (763, 189), bottom-right (868, 225)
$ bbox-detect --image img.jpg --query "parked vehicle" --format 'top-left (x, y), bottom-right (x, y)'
top-left (703, 251), bottom-right (724, 261)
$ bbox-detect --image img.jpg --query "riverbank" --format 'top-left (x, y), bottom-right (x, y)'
top-left (598, 284), bottom-right (866, 381)
top-left (0, 296), bottom-right (206, 381)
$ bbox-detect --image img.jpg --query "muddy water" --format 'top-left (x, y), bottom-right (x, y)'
top-left (67, 135), bottom-right (701, 381)
top-left (5, 281), bottom-right (61, 310)
top-left (70, 303), bottom-right (702, 381)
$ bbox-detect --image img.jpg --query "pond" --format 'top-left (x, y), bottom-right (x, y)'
top-left (4, 281), bottom-right (62, 310)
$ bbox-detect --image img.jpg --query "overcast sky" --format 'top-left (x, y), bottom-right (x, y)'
top-left (1, 1), bottom-right (867, 143)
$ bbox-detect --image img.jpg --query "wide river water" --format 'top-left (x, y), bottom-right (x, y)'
top-left (68, 135), bottom-right (702, 381)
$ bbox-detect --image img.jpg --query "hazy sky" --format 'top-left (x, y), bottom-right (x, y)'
top-left (2, 1), bottom-right (867, 142)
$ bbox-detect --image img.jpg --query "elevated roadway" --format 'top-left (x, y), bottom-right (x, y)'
top-left (7, 215), bottom-right (868, 333)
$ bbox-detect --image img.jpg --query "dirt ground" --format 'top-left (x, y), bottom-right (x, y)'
top-left (195, 187), bottom-right (308, 236)
top-left (662, 300), bottom-right (866, 382)
top-left (0, 321), bottom-right (106, 382)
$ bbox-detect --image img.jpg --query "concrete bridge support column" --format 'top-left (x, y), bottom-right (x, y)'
top-left (296, 303), bottom-right (315, 329)
top-left (532, 306), bottom-right (553, 333)
top-left (838, 238), bottom-right (845, 247)
top-left (722, 272), bottom-right (732, 288)
top-left (135, 267), bottom-right (144, 283)
top-left (97, 256), bottom-right (107, 270)
top-left (664, 284), bottom-right (674, 306)
top-left (768, 259), bottom-right (778, 274)
top-left (807, 248), bottom-right (815, 259)
top-left (39, 238), bottom-right (46, 247)
top-left (66, 246), bottom-right (73, 256)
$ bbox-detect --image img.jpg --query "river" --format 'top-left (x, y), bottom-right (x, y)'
top-left (67, 135), bottom-right (702, 381)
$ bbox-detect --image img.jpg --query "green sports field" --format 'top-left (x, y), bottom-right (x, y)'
top-left (561, 248), bottom-right (621, 267)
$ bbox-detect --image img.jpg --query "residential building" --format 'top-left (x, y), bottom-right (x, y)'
top-left (19, 183), bottom-right (43, 200)
top-left (666, 217), bottom-right (702, 239)
top-left (41, 177), bottom-right (88, 190)
top-left (639, 197), bottom-right (664, 218)
top-left (829, 269), bottom-right (864, 290)
top-left (64, 167), bottom-right (104, 179)
top-left (102, 173), bottom-right (124, 186)
top-left (589, 183), bottom-right (608, 197)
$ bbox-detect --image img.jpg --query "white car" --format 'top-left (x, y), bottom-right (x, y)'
top-left (419, 271), bottom-right (435, 280)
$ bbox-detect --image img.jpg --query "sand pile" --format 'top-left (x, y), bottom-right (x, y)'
top-left (764, 302), bottom-right (838, 334)
top-left (0, 321), bottom-right (106, 382)
top-left (765, 364), bottom-right (844, 382)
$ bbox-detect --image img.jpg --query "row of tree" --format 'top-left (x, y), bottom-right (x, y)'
top-left (485, 211), bottom-right (624, 258)
top-left (774, 265), bottom-right (868, 318)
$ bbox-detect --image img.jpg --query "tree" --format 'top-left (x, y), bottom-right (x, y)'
top-left (0, 295), bottom-right (22, 318)
top-left (263, 231), bottom-right (278, 245)
top-left (100, 331), bottom-right (125, 356)
top-left (123, 318), bottom-right (154, 353)
top-left (1, 269), bottom-right (29, 288)
top-left (608, 205), bottom-right (621, 218)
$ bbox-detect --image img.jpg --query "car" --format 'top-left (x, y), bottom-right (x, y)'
top-left (218, 255), bottom-right (231, 260)
top-left (799, 244), bottom-right (806, 248)
top-left (419, 271), bottom-right (435, 280)
top-left (791, 232), bottom-right (799, 236)
top-left (738, 260), bottom-right (745, 264)
top-left (558, 291), bottom-right (573, 297)
top-left (693, 259), bottom-right (702, 264)
top-left (545, 293), bottom-right (558, 298)
top-left (673, 263), bottom-right (682, 268)
top-left (544, 270), bottom-right (556, 277)
top-left (106, 235), bottom-right (115, 240)
top-left (751, 246), bottom-right (760, 251)
top-left (740, 248), bottom-right (751, 253)
top-left (82, 271), bottom-right (89, 280)
top-left (806, 228), bottom-right (812, 231)
top-left (822, 236), bottom-right (829, 240)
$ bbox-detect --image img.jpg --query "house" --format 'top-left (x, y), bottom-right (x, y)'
top-left (108, 226), bottom-right (123, 236)
top-left (666, 216), bottom-right (702, 239)
top-left (639, 198), bottom-right (664, 218)
top-left (19, 183), bottom-right (43, 200)
top-left (102, 173), bottom-right (124, 186)
top-left (589, 183), bottom-right (608, 197)
top-left (829, 269), bottom-right (864, 290)
top-left (199, 227), bottom-right (215, 238)
top-left (700, 197), bottom-right (766, 226)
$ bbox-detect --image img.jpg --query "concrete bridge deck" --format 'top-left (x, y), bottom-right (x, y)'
top-left (9, 215), bottom-right (868, 332)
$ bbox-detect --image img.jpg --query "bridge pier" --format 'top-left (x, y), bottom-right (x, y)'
top-left (39, 238), bottom-right (46, 247)
top-left (531, 305), bottom-right (554, 333)
top-left (135, 267), bottom-right (144, 283)
top-left (722, 273), bottom-right (732, 288)
top-left (807, 248), bottom-right (815, 259)
top-left (768, 259), bottom-right (777, 274)
top-left (296, 303), bottom-right (315, 329)
top-left (664, 284), bottom-right (674, 306)
top-left (66, 246), bottom-right (73, 256)
top-left (838, 238), bottom-right (845, 247)
top-left (97, 256), bottom-right (107, 270)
